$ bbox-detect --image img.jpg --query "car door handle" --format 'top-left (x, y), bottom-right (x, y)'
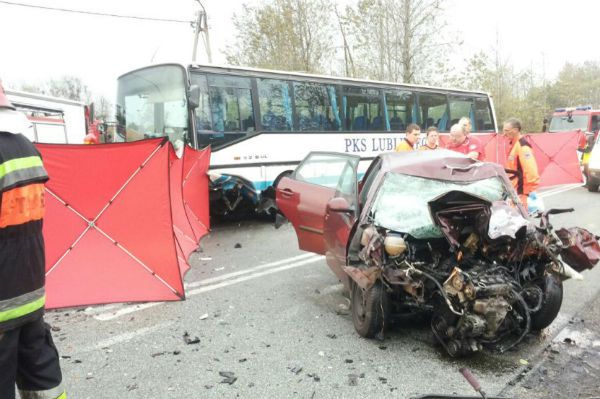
top-left (280, 188), bottom-right (294, 198)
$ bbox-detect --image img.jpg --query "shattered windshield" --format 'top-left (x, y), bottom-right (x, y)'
top-left (370, 173), bottom-right (507, 238)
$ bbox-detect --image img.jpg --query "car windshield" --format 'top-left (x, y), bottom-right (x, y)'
top-left (549, 115), bottom-right (588, 132)
top-left (370, 173), bottom-right (508, 238)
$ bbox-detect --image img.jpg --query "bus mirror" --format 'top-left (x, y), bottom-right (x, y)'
top-left (188, 85), bottom-right (200, 109)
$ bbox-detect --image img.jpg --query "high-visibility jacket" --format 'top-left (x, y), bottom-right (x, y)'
top-left (395, 139), bottom-right (414, 152)
top-left (419, 144), bottom-right (438, 151)
top-left (0, 131), bottom-right (49, 332)
top-left (505, 135), bottom-right (539, 204)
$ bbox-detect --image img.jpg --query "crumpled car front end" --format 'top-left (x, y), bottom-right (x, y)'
top-left (344, 171), bottom-right (600, 357)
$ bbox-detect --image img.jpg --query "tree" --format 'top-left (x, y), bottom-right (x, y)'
top-left (344, 0), bottom-right (451, 84)
top-left (47, 75), bottom-right (91, 103)
top-left (16, 75), bottom-right (91, 103)
top-left (225, 0), bottom-right (335, 73)
top-left (449, 49), bottom-right (551, 133)
top-left (547, 61), bottom-right (600, 109)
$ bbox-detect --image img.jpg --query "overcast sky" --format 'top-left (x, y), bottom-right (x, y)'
top-left (1, 0), bottom-right (599, 100)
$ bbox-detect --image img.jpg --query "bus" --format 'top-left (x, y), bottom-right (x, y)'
top-left (116, 63), bottom-right (497, 218)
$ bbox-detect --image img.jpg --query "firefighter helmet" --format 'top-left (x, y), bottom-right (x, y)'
top-left (0, 82), bottom-right (16, 110)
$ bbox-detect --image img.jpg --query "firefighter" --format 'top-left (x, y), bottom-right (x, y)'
top-left (0, 82), bottom-right (66, 399)
top-left (502, 117), bottom-right (540, 209)
top-left (395, 123), bottom-right (421, 151)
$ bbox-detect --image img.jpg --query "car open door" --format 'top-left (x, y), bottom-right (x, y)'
top-left (276, 152), bottom-right (360, 255)
top-left (322, 156), bottom-right (361, 286)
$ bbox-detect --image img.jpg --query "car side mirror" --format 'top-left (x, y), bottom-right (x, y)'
top-left (188, 85), bottom-right (200, 109)
top-left (327, 197), bottom-right (354, 214)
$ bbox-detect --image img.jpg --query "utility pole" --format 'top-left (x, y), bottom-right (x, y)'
top-left (192, 0), bottom-right (212, 63)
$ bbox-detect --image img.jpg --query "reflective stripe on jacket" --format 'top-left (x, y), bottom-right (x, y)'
top-left (505, 136), bottom-right (540, 196)
top-left (0, 132), bottom-right (49, 331)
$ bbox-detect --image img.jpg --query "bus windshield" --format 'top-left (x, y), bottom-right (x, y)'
top-left (116, 65), bottom-right (189, 145)
top-left (549, 115), bottom-right (588, 132)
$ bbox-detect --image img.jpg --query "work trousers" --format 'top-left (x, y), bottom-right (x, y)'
top-left (0, 316), bottom-right (65, 399)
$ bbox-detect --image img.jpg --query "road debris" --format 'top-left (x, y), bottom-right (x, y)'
top-left (183, 331), bottom-right (200, 345)
top-left (219, 371), bottom-right (237, 385)
top-left (234, 243), bottom-right (242, 248)
top-left (348, 373), bottom-right (358, 386)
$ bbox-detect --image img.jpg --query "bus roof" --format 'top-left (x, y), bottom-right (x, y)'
top-left (119, 62), bottom-right (492, 98)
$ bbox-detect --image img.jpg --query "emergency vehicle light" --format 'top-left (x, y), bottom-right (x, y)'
top-left (554, 108), bottom-right (566, 112)
top-left (575, 106), bottom-right (592, 111)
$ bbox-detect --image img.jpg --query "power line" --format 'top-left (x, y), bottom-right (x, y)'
top-left (0, 0), bottom-right (192, 24)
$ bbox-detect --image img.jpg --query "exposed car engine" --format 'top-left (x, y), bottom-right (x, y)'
top-left (347, 191), bottom-right (599, 357)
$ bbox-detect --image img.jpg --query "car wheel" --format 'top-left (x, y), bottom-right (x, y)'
top-left (351, 281), bottom-right (390, 338)
top-left (530, 274), bottom-right (563, 331)
top-left (587, 180), bottom-right (599, 192)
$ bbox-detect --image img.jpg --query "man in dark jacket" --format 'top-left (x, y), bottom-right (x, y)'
top-left (0, 82), bottom-right (66, 399)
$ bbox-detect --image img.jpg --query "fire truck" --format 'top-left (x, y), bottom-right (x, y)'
top-left (5, 89), bottom-right (88, 144)
top-left (548, 106), bottom-right (600, 191)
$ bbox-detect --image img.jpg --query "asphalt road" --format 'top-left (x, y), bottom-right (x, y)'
top-left (45, 184), bottom-right (600, 399)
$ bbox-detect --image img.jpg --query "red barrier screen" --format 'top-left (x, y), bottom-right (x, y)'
top-left (37, 139), bottom-right (211, 308)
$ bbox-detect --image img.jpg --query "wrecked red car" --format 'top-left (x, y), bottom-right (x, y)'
top-left (276, 150), bottom-right (600, 357)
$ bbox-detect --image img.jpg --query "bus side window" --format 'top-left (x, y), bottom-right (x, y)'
top-left (418, 92), bottom-right (449, 131)
top-left (342, 87), bottom-right (382, 131)
top-left (448, 95), bottom-right (474, 130)
top-left (258, 79), bottom-right (293, 132)
top-left (474, 97), bottom-right (494, 132)
top-left (190, 74), bottom-right (212, 131)
top-left (385, 90), bottom-right (414, 131)
top-left (207, 75), bottom-right (255, 133)
top-left (293, 82), bottom-right (339, 132)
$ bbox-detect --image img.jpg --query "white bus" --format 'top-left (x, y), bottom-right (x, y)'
top-left (5, 89), bottom-right (87, 144)
top-left (116, 63), bottom-right (497, 218)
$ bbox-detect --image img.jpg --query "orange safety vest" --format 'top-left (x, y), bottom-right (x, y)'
top-left (395, 139), bottom-right (414, 152)
top-left (505, 136), bottom-right (540, 206)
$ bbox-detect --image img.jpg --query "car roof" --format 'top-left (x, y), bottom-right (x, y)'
top-left (376, 149), bottom-right (508, 182)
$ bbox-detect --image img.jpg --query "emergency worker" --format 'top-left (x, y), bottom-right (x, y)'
top-left (395, 123), bottom-right (420, 151)
top-left (458, 116), bottom-right (472, 135)
top-left (419, 126), bottom-right (439, 150)
top-left (0, 82), bottom-right (66, 399)
top-left (503, 117), bottom-right (540, 209)
top-left (446, 123), bottom-right (484, 161)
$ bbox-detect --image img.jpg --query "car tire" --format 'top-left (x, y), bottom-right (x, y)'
top-left (351, 281), bottom-right (390, 338)
top-left (587, 181), bottom-right (599, 192)
top-left (530, 274), bottom-right (563, 331)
